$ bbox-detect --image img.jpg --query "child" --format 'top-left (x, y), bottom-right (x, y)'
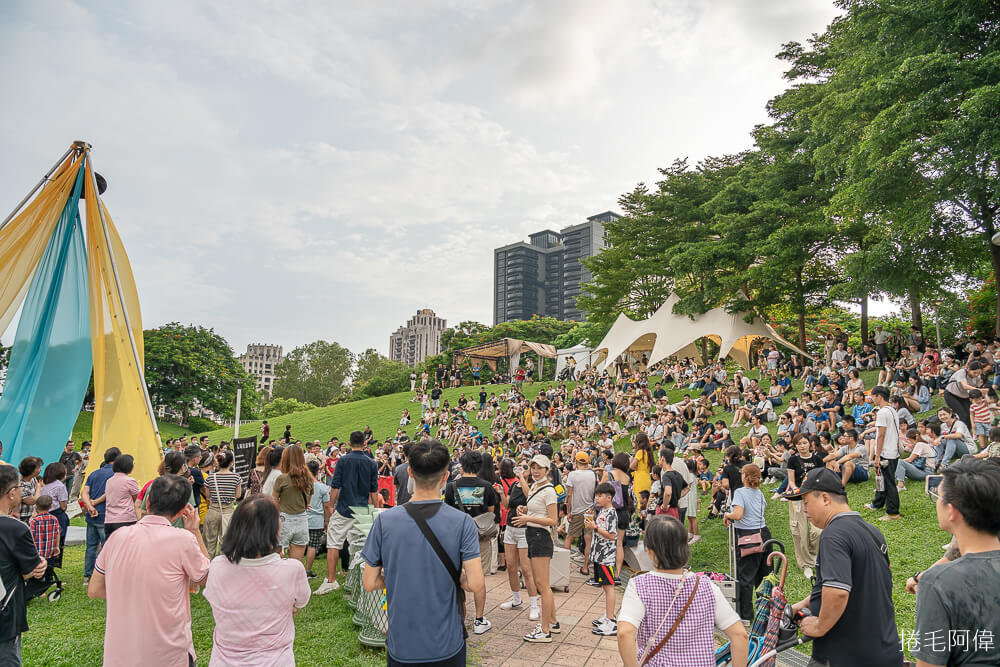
top-left (697, 458), bottom-right (713, 494)
top-left (969, 389), bottom-right (994, 450)
top-left (973, 425), bottom-right (1000, 460)
top-left (684, 458), bottom-right (700, 543)
top-left (637, 490), bottom-right (651, 529)
top-left (305, 460), bottom-right (331, 578)
top-left (29, 495), bottom-right (61, 561)
top-left (586, 482), bottom-right (618, 636)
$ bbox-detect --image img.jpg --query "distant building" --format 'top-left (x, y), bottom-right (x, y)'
top-left (390, 309), bottom-right (447, 367)
top-left (239, 343), bottom-right (284, 397)
top-left (494, 211), bottom-right (619, 324)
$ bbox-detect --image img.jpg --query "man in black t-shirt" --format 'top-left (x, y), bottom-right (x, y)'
top-left (788, 468), bottom-right (902, 667)
top-left (0, 465), bottom-right (47, 663)
top-left (657, 448), bottom-right (689, 521)
top-left (59, 440), bottom-right (83, 497)
top-left (430, 385), bottom-right (442, 408)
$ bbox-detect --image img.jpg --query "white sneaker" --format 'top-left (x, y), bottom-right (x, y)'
top-left (500, 596), bottom-right (523, 611)
top-left (529, 605), bottom-right (540, 621)
top-left (592, 615), bottom-right (609, 627)
top-left (689, 535), bottom-right (702, 544)
top-left (523, 624), bottom-right (552, 643)
top-left (593, 619), bottom-right (617, 636)
top-left (803, 567), bottom-right (814, 580)
top-left (473, 618), bottom-right (492, 634)
top-left (313, 579), bottom-right (340, 595)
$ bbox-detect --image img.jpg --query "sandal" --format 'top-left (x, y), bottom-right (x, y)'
top-left (579, 566), bottom-right (590, 576)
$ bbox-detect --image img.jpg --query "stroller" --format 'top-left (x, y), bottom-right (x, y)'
top-left (24, 550), bottom-right (63, 603)
top-left (714, 540), bottom-right (812, 667)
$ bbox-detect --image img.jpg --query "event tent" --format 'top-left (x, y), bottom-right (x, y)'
top-left (554, 344), bottom-right (594, 379)
top-left (593, 294), bottom-right (812, 372)
top-left (452, 337), bottom-right (557, 373)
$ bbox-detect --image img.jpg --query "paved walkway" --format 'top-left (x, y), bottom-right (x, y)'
top-left (467, 562), bottom-right (625, 666)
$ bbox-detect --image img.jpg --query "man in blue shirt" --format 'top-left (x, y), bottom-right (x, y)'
top-left (81, 447), bottom-right (120, 582)
top-left (362, 439), bottom-right (482, 666)
top-left (314, 430), bottom-right (378, 595)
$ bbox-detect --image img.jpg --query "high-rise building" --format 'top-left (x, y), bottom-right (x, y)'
top-left (389, 309), bottom-right (447, 366)
top-left (494, 211), bottom-right (619, 324)
top-left (239, 344), bottom-right (283, 397)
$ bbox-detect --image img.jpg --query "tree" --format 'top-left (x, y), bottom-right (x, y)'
top-left (143, 323), bottom-right (258, 423)
top-left (261, 397), bottom-right (316, 419)
top-left (354, 359), bottom-right (412, 399)
top-left (273, 340), bottom-right (354, 407)
top-left (353, 348), bottom-right (384, 388)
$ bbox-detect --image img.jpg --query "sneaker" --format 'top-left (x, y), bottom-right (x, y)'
top-left (593, 619), bottom-right (617, 636)
top-left (473, 618), bottom-right (492, 635)
top-left (529, 605), bottom-right (540, 621)
top-left (803, 566), bottom-right (814, 580)
top-left (83, 576), bottom-right (90, 585)
top-left (305, 570), bottom-right (317, 579)
top-left (549, 622), bottom-right (561, 634)
top-left (689, 535), bottom-right (702, 544)
top-left (863, 503), bottom-right (876, 511)
top-left (592, 615), bottom-right (609, 627)
top-left (313, 579), bottom-right (340, 595)
top-left (523, 624), bottom-right (552, 643)
top-left (585, 578), bottom-right (601, 587)
top-left (500, 596), bottom-right (523, 611)
top-left (879, 514), bottom-right (901, 521)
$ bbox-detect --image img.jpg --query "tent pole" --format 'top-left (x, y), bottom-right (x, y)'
top-left (85, 151), bottom-right (162, 445)
top-left (0, 144), bottom-right (78, 231)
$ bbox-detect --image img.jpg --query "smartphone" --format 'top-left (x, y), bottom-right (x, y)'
top-left (925, 475), bottom-right (944, 498)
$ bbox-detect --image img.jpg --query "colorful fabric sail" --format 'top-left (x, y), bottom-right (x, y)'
top-left (81, 159), bottom-right (162, 483)
top-left (0, 160), bottom-right (92, 465)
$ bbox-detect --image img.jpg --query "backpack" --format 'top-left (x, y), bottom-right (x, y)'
top-left (609, 479), bottom-right (626, 509)
top-left (448, 482), bottom-right (498, 539)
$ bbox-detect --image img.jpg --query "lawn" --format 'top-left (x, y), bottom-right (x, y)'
top-left (36, 370), bottom-right (943, 663)
top-left (70, 410), bottom-right (192, 445)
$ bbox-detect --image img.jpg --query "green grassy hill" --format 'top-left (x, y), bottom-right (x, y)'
top-left (71, 409), bottom-right (192, 444)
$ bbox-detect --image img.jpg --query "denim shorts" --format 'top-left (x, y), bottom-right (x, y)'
top-left (279, 512), bottom-right (309, 547)
top-left (975, 423), bottom-right (991, 437)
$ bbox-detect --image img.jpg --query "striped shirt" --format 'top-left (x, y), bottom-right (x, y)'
top-left (971, 401), bottom-right (992, 425)
top-left (205, 471), bottom-right (242, 506)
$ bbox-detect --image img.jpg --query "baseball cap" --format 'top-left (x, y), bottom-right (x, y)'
top-left (575, 451), bottom-right (590, 463)
top-left (530, 454), bottom-right (551, 469)
top-left (784, 467), bottom-right (846, 500)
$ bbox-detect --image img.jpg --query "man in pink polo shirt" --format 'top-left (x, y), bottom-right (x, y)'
top-left (88, 474), bottom-right (210, 667)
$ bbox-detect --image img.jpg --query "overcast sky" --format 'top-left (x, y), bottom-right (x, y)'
top-left (0, 0), bottom-right (845, 357)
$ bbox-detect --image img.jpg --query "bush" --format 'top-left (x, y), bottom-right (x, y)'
top-left (185, 416), bottom-right (219, 433)
top-left (262, 397), bottom-right (317, 419)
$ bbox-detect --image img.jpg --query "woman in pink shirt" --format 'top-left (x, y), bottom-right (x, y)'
top-left (103, 455), bottom-right (139, 537)
top-left (204, 494), bottom-right (310, 666)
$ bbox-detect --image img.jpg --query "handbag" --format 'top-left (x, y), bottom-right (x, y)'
top-left (638, 574), bottom-right (701, 666)
top-left (737, 531), bottom-right (764, 557)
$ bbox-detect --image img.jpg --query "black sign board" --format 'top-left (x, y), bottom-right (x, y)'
top-left (232, 436), bottom-right (259, 485)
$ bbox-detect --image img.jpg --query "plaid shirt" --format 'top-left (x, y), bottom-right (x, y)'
top-left (29, 512), bottom-right (61, 559)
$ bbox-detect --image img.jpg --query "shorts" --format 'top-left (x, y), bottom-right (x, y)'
top-left (279, 512), bottom-right (309, 547)
top-left (767, 359), bottom-right (778, 370)
top-left (975, 423), bottom-right (991, 437)
top-left (848, 465), bottom-right (869, 483)
top-left (503, 525), bottom-right (528, 549)
top-left (479, 537), bottom-right (495, 574)
top-left (592, 562), bottom-right (616, 587)
top-left (308, 528), bottom-right (326, 550)
top-left (566, 513), bottom-right (593, 540)
top-left (326, 510), bottom-right (357, 548)
top-left (615, 508), bottom-right (631, 530)
top-left (526, 526), bottom-right (554, 559)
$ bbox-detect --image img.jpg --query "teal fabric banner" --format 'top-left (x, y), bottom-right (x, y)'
top-left (0, 165), bottom-right (92, 466)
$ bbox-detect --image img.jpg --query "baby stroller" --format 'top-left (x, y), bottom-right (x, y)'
top-left (24, 550), bottom-right (63, 603)
top-left (715, 540), bottom-right (812, 667)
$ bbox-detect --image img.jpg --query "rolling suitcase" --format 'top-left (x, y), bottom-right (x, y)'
top-left (550, 545), bottom-right (570, 592)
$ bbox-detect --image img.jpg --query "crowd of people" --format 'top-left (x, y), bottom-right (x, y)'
top-left (1, 329), bottom-right (999, 666)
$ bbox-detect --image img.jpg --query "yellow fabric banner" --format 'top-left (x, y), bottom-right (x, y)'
top-left (82, 158), bottom-right (163, 484)
top-left (0, 153), bottom-right (84, 334)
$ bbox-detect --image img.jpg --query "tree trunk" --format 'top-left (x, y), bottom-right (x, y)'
top-left (991, 242), bottom-right (1000, 337)
top-left (699, 337), bottom-right (709, 365)
top-left (908, 285), bottom-right (923, 332)
top-left (860, 295), bottom-right (869, 343)
top-left (795, 269), bottom-right (807, 350)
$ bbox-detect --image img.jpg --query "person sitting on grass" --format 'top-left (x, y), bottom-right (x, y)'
top-left (586, 482), bottom-right (620, 637)
top-left (825, 429), bottom-right (869, 487)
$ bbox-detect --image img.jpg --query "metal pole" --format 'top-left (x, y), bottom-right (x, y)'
top-left (234, 387), bottom-right (242, 439)
top-left (84, 151), bottom-right (162, 445)
top-left (0, 144), bottom-right (79, 230)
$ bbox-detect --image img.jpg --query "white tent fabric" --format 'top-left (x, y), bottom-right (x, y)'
top-left (554, 344), bottom-right (594, 378)
top-left (592, 294), bottom-right (813, 371)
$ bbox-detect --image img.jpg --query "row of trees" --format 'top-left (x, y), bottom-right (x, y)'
top-left (581, 0), bottom-right (999, 346)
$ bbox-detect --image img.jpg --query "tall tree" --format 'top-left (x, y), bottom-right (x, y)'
top-left (273, 340), bottom-right (354, 407)
top-left (143, 323), bottom-right (258, 422)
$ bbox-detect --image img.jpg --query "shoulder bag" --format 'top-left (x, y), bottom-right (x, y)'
top-left (735, 491), bottom-right (766, 557)
top-left (404, 502), bottom-right (468, 639)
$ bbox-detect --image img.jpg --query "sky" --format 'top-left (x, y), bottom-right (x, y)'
top-left (0, 0), bottom-right (847, 357)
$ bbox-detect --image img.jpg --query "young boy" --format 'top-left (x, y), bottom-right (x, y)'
top-left (969, 389), bottom-right (995, 450)
top-left (29, 494), bottom-right (61, 562)
top-left (304, 461), bottom-right (331, 578)
top-left (586, 482), bottom-right (618, 637)
top-left (697, 458), bottom-right (713, 494)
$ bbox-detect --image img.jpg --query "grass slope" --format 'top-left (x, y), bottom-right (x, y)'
top-left (71, 410), bottom-right (191, 445)
top-left (34, 372), bottom-right (943, 664)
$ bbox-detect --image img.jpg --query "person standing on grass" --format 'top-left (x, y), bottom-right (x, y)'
top-left (58, 440), bottom-right (82, 501)
top-left (304, 460), bottom-right (331, 579)
top-left (273, 446), bottom-right (313, 563)
top-left (788, 468), bottom-right (902, 667)
top-left (203, 450), bottom-right (243, 559)
top-left (0, 465), bottom-right (47, 666)
top-left (314, 430), bottom-right (378, 595)
top-left (564, 451), bottom-right (598, 574)
top-left (868, 386), bottom-right (902, 521)
top-left (39, 463), bottom-right (69, 549)
top-left (82, 447), bottom-right (120, 583)
top-left (723, 464), bottom-right (771, 621)
top-left (103, 455), bottom-right (139, 538)
top-left (204, 494), bottom-right (311, 667)
top-left (910, 458), bottom-right (1000, 667)
top-left (587, 482), bottom-right (619, 637)
top-left (362, 439), bottom-right (483, 667)
top-left (89, 474), bottom-right (211, 667)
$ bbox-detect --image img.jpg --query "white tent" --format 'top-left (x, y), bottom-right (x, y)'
top-left (593, 294), bottom-right (812, 372)
top-left (554, 344), bottom-right (594, 379)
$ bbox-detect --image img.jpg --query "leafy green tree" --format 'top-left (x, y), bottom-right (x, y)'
top-left (261, 397), bottom-right (317, 419)
top-left (143, 323), bottom-right (258, 422)
top-left (353, 348), bottom-right (384, 388)
top-left (354, 358), bottom-right (412, 398)
top-left (273, 340), bottom-right (353, 406)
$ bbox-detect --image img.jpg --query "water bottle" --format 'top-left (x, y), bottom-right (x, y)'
top-left (875, 467), bottom-right (884, 492)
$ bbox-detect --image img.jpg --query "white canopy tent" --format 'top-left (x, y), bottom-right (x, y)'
top-left (554, 344), bottom-right (594, 379)
top-left (593, 294), bottom-right (812, 372)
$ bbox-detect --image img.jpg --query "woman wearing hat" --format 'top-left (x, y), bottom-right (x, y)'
top-left (509, 454), bottom-right (561, 642)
